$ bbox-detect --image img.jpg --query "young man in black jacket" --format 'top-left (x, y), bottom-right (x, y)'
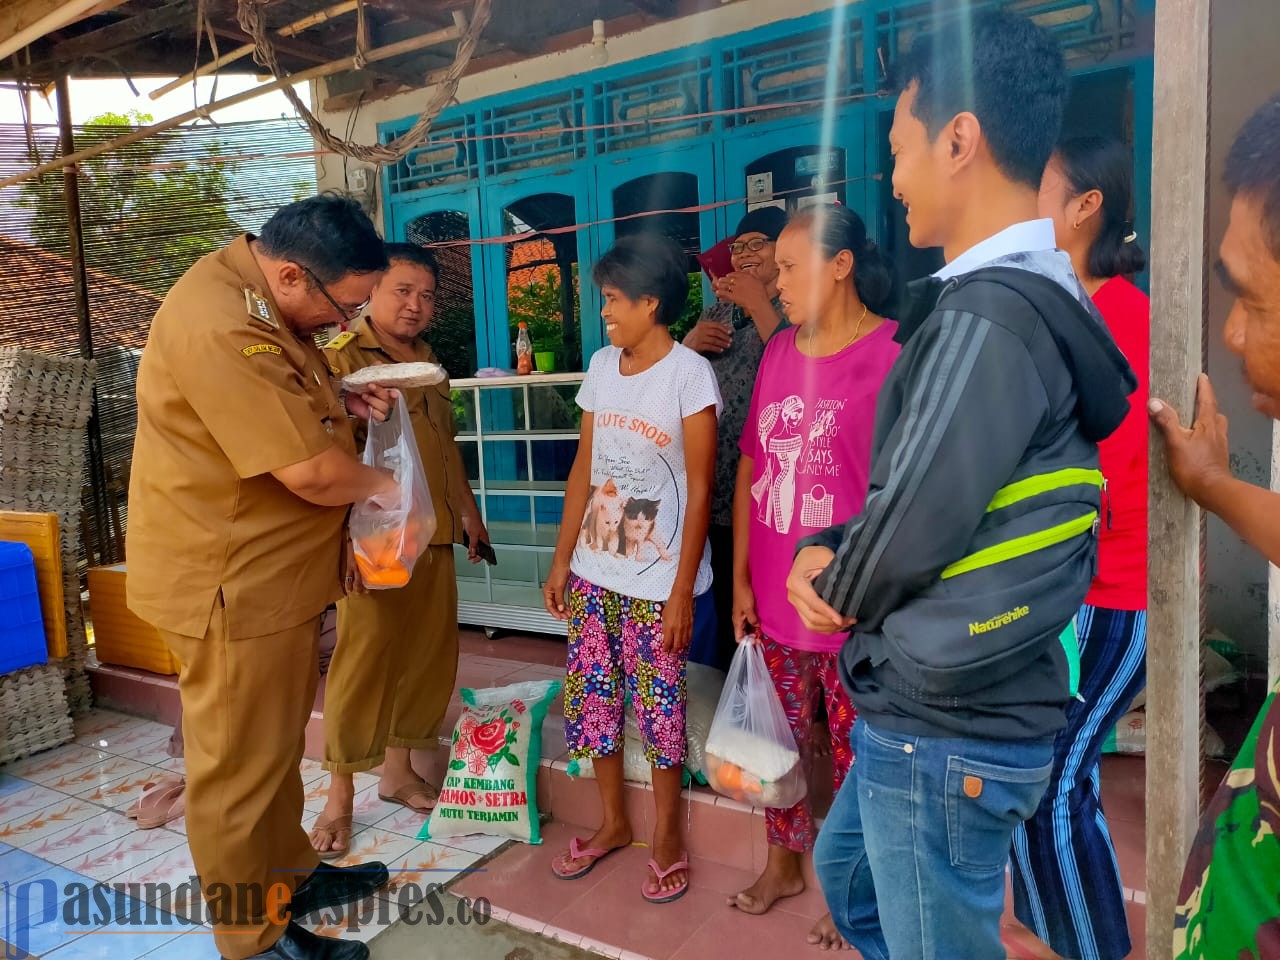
top-left (785, 12), bottom-right (1136, 959)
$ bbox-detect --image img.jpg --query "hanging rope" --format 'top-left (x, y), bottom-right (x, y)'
top-left (193, 0), bottom-right (221, 124)
top-left (236, 0), bottom-right (492, 164)
top-left (353, 0), bottom-right (369, 71)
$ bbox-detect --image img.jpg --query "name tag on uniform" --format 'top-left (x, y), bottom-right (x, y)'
top-left (244, 288), bottom-right (278, 329)
top-left (326, 331), bottom-right (356, 350)
top-left (242, 343), bottom-right (282, 358)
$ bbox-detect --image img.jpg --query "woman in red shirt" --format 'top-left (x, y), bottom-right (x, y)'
top-left (1011, 136), bottom-right (1149, 960)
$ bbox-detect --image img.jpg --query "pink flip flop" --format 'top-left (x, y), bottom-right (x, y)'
top-left (127, 777), bottom-right (186, 830)
top-left (551, 836), bottom-right (624, 881)
top-left (642, 854), bottom-right (689, 904)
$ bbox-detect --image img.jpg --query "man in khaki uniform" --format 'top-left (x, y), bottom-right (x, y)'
top-left (311, 244), bottom-right (490, 856)
top-left (127, 195), bottom-right (396, 960)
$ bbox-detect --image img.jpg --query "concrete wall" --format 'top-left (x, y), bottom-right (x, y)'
top-left (1202, 0), bottom-right (1280, 661)
top-left (311, 0), bottom-right (840, 218)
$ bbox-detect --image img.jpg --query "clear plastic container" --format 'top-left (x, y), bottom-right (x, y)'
top-left (515, 322), bottom-right (533, 375)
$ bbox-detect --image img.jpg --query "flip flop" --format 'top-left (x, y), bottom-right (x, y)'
top-left (377, 781), bottom-right (439, 813)
top-left (309, 814), bottom-right (353, 861)
top-left (642, 855), bottom-right (689, 904)
top-left (127, 777), bottom-right (186, 830)
top-left (551, 836), bottom-right (624, 880)
top-left (126, 776), bottom-right (175, 818)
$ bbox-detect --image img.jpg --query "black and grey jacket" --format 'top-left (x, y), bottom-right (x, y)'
top-left (799, 252), bottom-right (1137, 742)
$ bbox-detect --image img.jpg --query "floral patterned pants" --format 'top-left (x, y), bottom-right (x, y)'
top-left (563, 574), bottom-right (688, 769)
top-left (760, 634), bottom-right (857, 852)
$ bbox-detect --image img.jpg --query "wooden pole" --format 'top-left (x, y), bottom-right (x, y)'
top-left (56, 77), bottom-right (92, 362)
top-left (1146, 0), bottom-right (1211, 954)
top-left (56, 76), bottom-right (110, 565)
top-left (148, 0), bottom-right (360, 100)
top-left (0, 19), bottom-right (463, 190)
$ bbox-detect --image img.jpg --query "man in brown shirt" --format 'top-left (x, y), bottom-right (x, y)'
top-left (311, 244), bottom-right (490, 857)
top-left (127, 195), bottom-right (396, 960)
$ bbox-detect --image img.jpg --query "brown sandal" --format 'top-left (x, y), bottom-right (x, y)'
top-left (377, 781), bottom-right (439, 813)
top-left (127, 776), bottom-right (186, 830)
top-left (309, 814), bottom-right (353, 860)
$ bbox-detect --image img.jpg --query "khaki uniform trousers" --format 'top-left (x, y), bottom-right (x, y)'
top-left (323, 545), bottom-right (459, 773)
top-left (161, 594), bottom-right (321, 960)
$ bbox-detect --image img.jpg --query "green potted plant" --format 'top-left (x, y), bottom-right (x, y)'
top-left (532, 340), bottom-right (557, 373)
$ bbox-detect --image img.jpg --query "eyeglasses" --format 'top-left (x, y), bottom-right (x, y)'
top-left (296, 262), bottom-right (369, 320)
top-left (729, 237), bottom-right (774, 256)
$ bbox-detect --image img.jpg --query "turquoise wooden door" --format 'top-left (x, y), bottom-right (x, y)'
top-left (589, 140), bottom-right (719, 348)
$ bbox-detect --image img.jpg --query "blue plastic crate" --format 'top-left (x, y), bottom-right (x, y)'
top-left (0, 540), bottom-right (48, 675)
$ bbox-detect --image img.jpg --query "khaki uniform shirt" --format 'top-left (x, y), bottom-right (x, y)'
top-left (324, 317), bottom-right (465, 546)
top-left (126, 235), bottom-right (356, 640)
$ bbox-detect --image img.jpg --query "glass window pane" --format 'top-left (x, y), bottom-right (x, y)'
top-left (503, 194), bottom-right (583, 372)
top-left (405, 210), bottom-right (478, 379)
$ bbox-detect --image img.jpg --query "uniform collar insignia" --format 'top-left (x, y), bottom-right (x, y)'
top-left (244, 287), bottom-right (279, 330)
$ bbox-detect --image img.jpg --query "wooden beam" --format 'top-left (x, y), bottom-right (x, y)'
top-left (50, 0), bottom-right (195, 59)
top-left (208, 26), bottom-right (335, 66)
top-left (148, 0), bottom-right (359, 100)
top-left (0, 18), bottom-right (466, 189)
top-left (349, 7), bottom-right (432, 93)
top-left (0, 0), bottom-right (124, 39)
top-left (1146, 0), bottom-right (1210, 954)
top-left (367, 0), bottom-right (457, 18)
top-left (323, 76), bottom-right (405, 113)
top-left (0, 0), bottom-right (127, 62)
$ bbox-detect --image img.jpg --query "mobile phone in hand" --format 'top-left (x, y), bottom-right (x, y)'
top-left (463, 532), bottom-right (497, 566)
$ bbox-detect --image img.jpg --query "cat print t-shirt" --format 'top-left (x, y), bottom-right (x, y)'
top-left (741, 321), bottom-right (899, 653)
top-left (572, 343), bottom-right (723, 603)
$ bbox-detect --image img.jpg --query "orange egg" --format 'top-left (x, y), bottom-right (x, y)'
top-left (717, 762), bottom-right (743, 791)
top-left (354, 551), bottom-right (411, 587)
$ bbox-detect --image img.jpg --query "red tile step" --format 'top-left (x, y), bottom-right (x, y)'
top-left (88, 632), bottom-right (1147, 960)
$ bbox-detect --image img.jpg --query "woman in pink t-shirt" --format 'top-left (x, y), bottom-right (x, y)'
top-left (728, 205), bottom-right (900, 947)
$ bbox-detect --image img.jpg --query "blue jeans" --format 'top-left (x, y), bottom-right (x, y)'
top-left (815, 718), bottom-right (1054, 960)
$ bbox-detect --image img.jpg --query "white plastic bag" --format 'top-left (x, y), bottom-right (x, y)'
top-left (704, 641), bottom-right (805, 808)
top-left (350, 400), bottom-right (436, 589)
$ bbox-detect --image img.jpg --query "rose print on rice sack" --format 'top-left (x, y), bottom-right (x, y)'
top-left (472, 717), bottom-right (509, 755)
top-left (423, 679), bottom-right (561, 845)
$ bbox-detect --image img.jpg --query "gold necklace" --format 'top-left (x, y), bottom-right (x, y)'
top-left (808, 303), bottom-right (869, 356)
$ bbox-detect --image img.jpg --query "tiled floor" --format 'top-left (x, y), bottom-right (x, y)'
top-left (453, 755), bottom-right (1151, 960)
top-left (0, 707), bottom-right (501, 960)
top-left (64, 633), bottom-right (1159, 960)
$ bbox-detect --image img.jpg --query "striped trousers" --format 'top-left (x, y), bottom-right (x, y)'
top-left (1010, 604), bottom-right (1147, 960)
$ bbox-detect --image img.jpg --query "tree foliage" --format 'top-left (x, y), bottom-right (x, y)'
top-left (20, 111), bottom-right (239, 295)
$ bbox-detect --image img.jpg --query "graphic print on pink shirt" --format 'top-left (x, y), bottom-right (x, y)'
top-left (752, 395), bottom-right (849, 534)
top-left (741, 322), bottom-right (900, 653)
